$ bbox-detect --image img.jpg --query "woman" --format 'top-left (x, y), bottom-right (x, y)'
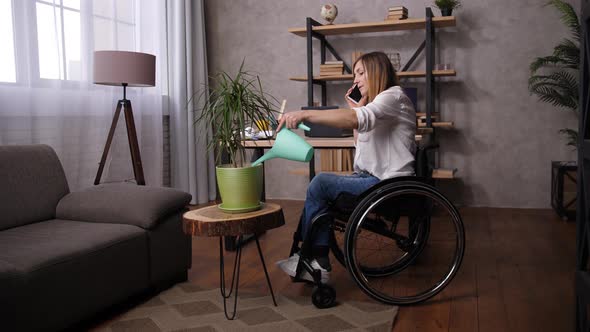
top-left (276, 51), bottom-right (416, 283)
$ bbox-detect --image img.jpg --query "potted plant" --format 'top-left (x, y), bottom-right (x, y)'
top-left (528, 0), bottom-right (579, 149)
top-left (434, 0), bottom-right (461, 16)
top-left (193, 62), bottom-right (278, 213)
top-left (528, 0), bottom-right (579, 220)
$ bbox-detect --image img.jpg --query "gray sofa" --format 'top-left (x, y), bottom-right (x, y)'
top-left (0, 144), bottom-right (192, 331)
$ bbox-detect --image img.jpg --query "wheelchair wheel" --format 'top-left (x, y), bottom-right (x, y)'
top-left (312, 284), bottom-right (337, 309)
top-left (344, 181), bottom-right (465, 305)
top-left (330, 214), bottom-right (429, 277)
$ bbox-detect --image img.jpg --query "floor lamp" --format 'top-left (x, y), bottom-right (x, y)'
top-left (93, 50), bottom-right (156, 186)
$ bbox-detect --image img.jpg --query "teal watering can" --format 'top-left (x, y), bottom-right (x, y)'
top-left (251, 123), bottom-right (313, 166)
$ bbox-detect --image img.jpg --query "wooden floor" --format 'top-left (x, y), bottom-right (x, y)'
top-left (188, 199), bottom-right (576, 332)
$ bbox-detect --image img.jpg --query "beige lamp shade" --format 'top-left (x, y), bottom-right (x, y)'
top-left (93, 50), bottom-right (155, 87)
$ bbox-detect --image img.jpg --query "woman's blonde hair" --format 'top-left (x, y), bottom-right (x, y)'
top-left (353, 51), bottom-right (398, 102)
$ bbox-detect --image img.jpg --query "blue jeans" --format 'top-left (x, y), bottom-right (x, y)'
top-left (302, 172), bottom-right (380, 247)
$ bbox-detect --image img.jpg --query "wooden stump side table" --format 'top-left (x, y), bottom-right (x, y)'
top-left (183, 202), bottom-right (285, 320)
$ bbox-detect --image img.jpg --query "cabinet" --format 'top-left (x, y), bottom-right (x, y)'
top-left (288, 8), bottom-right (457, 180)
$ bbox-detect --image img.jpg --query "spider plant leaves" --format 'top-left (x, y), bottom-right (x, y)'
top-left (192, 61), bottom-right (279, 167)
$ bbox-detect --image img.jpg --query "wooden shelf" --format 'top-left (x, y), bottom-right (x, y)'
top-left (242, 135), bottom-right (422, 148)
top-left (290, 70), bottom-right (456, 82)
top-left (289, 168), bottom-right (353, 176)
top-left (289, 167), bottom-right (457, 179)
top-left (288, 16), bottom-right (456, 37)
top-left (432, 168), bottom-right (457, 179)
top-left (432, 121), bottom-right (454, 128)
top-left (417, 112), bottom-right (440, 117)
top-left (418, 121), bottom-right (454, 129)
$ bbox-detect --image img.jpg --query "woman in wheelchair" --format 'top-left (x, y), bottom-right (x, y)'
top-left (276, 51), bottom-right (416, 278)
top-left (275, 51), bottom-right (465, 308)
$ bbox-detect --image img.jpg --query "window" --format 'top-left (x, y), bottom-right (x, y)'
top-left (36, 0), bottom-right (81, 80)
top-left (0, 0), bottom-right (16, 83)
top-left (0, 0), bottom-right (137, 83)
top-left (92, 0), bottom-right (136, 52)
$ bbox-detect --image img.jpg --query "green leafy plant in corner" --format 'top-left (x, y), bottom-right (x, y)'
top-left (528, 0), bottom-right (580, 149)
top-left (434, 0), bottom-right (462, 10)
top-left (192, 61), bottom-right (278, 167)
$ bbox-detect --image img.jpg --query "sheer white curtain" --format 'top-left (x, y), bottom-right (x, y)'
top-left (0, 0), bottom-right (164, 191)
top-left (165, 0), bottom-right (216, 204)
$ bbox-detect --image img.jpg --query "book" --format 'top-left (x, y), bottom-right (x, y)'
top-left (323, 60), bottom-right (343, 65)
top-left (386, 16), bottom-right (408, 21)
top-left (320, 64), bottom-right (344, 68)
top-left (386, 13), bottom-right (408, 20)
top-left (388, 6), bottom-right (407, 11)
top-left (388, 8), bottom-right (408, 13)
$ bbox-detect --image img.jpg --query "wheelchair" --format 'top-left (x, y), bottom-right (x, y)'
top-left (288, 144), bottom-right (465, 308)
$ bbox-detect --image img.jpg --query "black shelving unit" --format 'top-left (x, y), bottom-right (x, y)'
top-left (300, 8), bottom-right (445, 180)
top-left (576, 1), bottom-right (590, 330)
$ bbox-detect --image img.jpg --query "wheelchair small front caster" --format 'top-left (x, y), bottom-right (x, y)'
top-left (312, 284), bottom-right (336, 308)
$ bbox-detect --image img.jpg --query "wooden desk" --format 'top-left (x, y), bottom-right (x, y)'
top-left (243, 135), bottom-right (423, 181)
top-left (243, 137), bottom-right (356, 183)
top-left (183, 203), bottom-right (284, 319)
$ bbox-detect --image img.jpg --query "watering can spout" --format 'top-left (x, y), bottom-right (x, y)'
top-left (251, 154), bottom-right (272, 167)
top-left (250, 127), bottom-right (314, 166)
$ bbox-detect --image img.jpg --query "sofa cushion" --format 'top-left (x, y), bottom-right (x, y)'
top-left (0, 219), bottom-right (145, 274)
top-left (56, 183), bottom-right (192, 229)
top-left (0, 219), bottom-right (150, 332)
top-left (0, 144), bottom-right (70, 231)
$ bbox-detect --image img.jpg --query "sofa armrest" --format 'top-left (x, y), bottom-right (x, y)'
top-left (56, 183), bottom-right (192, 229)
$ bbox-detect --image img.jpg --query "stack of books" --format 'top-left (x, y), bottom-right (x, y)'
top-left (320, 61), bottom-right (344, 76)
top-left (386, 6), bottom-right (408, 20)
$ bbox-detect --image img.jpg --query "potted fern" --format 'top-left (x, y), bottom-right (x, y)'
top-left (434, 0), bottom-right (461, 16)
top-left (528, 0), bottom-right (579, 149)
top-left (528, 0), bottom-right (579, 221)
top-left (193, 62), bottom-right (278, 213)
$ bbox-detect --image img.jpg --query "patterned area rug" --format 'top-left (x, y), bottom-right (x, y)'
top-left (91, 283), bottom-right (398, 332)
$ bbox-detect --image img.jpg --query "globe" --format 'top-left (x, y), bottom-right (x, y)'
top-left (320, 4), bottom-right (338, 24)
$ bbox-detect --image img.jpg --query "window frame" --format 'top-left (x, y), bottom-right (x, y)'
top-left (3, 0), bottom-right (137, 88)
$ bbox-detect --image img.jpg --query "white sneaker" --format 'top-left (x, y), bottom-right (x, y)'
top-left (276, 254), bottom-right (330, 283)
top-left (276, 253), bottom-right (300, 277)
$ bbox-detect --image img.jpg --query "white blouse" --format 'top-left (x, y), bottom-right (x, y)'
top-left (353, 86), bottom-right (416, 180)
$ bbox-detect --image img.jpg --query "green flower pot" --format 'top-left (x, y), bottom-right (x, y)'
top-left (216, 163), bottom-right (263, 213)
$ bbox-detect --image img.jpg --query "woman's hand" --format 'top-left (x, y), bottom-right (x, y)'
top-left (344, 86), bottom-right (368, 108)
top-left (276, 110), bottom-right (307, 132)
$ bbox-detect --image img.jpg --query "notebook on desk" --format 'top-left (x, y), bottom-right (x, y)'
top-left (301, 105), bottom-right (353, 138)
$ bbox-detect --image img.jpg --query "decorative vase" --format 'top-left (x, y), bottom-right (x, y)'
top-left (440, 8), bottom-right (453, 16)
top-left (216, 163), bottom-right (263, 213)
top-left (321, 4), bottom-right (338, 24)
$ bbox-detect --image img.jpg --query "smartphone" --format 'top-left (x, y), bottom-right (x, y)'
top-left (347, 84), bottom-right (362, 104)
